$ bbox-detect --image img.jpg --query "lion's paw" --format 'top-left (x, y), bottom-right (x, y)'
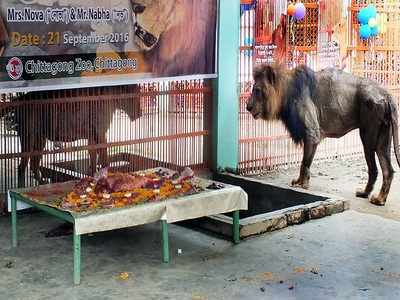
top-left (369, 195), bottom-right (386, 206)
top-left (356, 188), bottom-right (370, 199)
top-left (291, 179), bottom-right (309, 190)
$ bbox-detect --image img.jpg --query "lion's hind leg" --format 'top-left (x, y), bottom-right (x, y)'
top-left (356, 129), bottom-right (378, 199)
top-left (370, 125), bottom-right (394, 206)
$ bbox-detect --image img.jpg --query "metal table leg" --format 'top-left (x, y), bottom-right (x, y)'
top-left (11, 195), bottom-right (17, 248)
top-left (232, 210), bottom-right (240, 244)
top-left (73, 230), bottom-right (81, 285)
top-left (161, 220), bottom-right (169, 263)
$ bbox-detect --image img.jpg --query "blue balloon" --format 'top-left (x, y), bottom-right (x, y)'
top-left (359, 24), bottom-right (372, 39)
top-left (370, 26), bottom-right (379, 37)
top-left (367, 4), bottom-right (377, 19)
top-left (240, 1), bottom-right (255, 15)
top-left (358, 8), bottom-right (370, 25)
top-left (358, 5), bottom-right (377, 25)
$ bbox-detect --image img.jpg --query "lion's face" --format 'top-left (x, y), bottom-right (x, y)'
top-left (246, 65), bottom-right (282, 121)
top-left (246, 83), bottom-right (267, 120)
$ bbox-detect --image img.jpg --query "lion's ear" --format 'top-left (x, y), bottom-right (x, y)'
top-left (253, 65), bottom-right (277, 86)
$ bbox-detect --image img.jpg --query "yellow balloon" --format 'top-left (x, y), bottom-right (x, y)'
top-left (368, 18), bottom-right (377, 27)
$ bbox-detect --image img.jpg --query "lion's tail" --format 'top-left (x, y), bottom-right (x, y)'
top-left (389, 100), bottom-right (400, 168)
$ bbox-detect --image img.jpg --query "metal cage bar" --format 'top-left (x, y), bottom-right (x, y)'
top-left (0, 81), bottom-right (212, 204)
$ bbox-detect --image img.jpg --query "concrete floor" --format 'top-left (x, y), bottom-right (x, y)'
top-left (1, 157), bottom-right (400, 299)
top-left (255, 156), bottom-right (400, 222)
top-left (1, 209), bottom-right (400, 300)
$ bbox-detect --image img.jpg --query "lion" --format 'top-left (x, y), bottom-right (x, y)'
top-left (246, 64), bottom-right (400, 206)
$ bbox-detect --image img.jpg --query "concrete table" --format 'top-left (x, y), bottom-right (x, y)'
top-left (9, 178), bottom-right (247, 285)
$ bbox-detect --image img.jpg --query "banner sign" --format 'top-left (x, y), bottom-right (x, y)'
top-left (0, 0), bottom-right (217, 92)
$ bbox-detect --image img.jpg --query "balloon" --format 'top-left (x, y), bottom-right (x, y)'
top-left (241, 4), bottom-right (252, 12)
top-left (358, 8), bottom-right (370, 25)
top-left (294, 3), bottom-right (306, 21)
top-left (370, 26), bottom-right (379, 37)
top-left (368, 18), bottom-right (377, 27)
top-left (240, 1), bottom-right (254, 15)
top-left (367, 4), bottom-right (377, 19)
top-left (287, 3), bottom-right (296, 16)
top-left (359, 24), bottom-right (371, 40)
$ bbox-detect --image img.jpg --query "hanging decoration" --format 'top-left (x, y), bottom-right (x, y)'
top-left (359, 24), bottom-right (372, 40)
top-left (293, 2), bottom-right (306, 21)
top-left (287, 1), bottom-right (306, 21)
top-left (287, 3), bottom-right (296, 16)
top-left (240, 0), bottom-right (256, 15)
top-left (287, 1), bottom-right (307, 48)
top-left (357, 4), bottom-right (382, 40)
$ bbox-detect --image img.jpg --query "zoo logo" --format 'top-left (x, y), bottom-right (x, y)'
top-left (6, 57), bottom-right (23, 80)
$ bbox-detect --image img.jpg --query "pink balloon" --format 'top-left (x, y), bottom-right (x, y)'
top-left (294, 3), bottom-right (306, 21)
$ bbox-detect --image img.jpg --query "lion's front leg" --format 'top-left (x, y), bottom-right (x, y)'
top-left (291, 140), bottom-right (318, 189)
